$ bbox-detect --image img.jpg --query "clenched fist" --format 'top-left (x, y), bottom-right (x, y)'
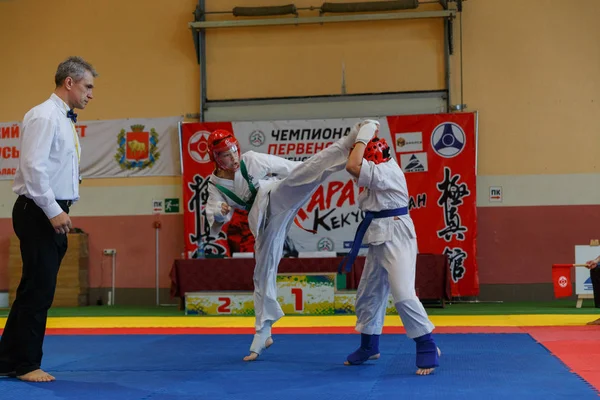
top-left (221, 202), bottom-right (231, 216)
top-left (355, 120), bottom-right (380, 145)
top-left (49, 212), bottom-right (72, 235)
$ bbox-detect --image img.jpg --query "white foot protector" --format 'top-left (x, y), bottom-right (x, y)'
top-left (243, 321), bottom-right (274, 361)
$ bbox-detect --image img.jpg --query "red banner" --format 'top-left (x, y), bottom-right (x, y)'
top-left (386, 113), bottom-right (478, 297)
top-left (180, 113), bottom-right (479, 297)
top-left (180, 121), bottom-right (243, 259)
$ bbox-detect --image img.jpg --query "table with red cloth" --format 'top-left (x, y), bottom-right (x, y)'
top-left (170, 254), bottom-right (450, 307)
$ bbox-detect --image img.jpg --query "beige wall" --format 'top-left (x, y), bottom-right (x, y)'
top-left (203, 0), bottom-right (445, 99)
top-left (0, 0), bottom-right (200, 122)
top-left (463, 0), bottom-right (600, 176)
top-left (1, 0), bottom-right (598, 178)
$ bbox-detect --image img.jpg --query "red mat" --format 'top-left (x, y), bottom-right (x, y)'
top-left (526, 327), bottom-right (600, 392)
top-left (525, 326), bottom-right (600, 342)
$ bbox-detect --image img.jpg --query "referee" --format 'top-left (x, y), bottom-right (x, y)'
top-left (0, 56), bottom-right (97, 382)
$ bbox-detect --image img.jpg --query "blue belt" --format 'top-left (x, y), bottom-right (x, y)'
top-left (338, 207), bottom-right (409, 273)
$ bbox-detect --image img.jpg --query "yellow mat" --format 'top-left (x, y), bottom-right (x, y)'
top-left (0, 314), bottom-right (596, 329)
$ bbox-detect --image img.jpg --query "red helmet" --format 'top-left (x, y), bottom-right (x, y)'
top-left (207, 129), bottom-right (241, 171)
top-left (364, 136), bottom-right (391, 164)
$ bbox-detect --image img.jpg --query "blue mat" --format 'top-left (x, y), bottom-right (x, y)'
top-left (0, 334), bottom-right (597, 400)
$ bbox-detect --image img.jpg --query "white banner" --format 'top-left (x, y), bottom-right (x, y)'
top-left (575, 245), bottom-right (598, 295)
top-left (0, 116), bottom-right (183, 180)
top-left (232, 118), bottom-right (386, 255)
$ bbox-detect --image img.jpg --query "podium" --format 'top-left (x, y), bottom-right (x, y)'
top-left (185, 273), bottom-right (400, 316)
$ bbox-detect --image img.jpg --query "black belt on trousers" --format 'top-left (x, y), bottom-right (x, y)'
top-left (18, 195), bottom-right (73, 208)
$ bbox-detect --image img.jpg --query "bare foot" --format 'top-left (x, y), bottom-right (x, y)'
top-left (17, 369), bottom-right (55, 382)
top-left (416, 347), bottom-right (441, 376)
top-left (416, 366), bottom-right (436, 376)
top-left (243, 336), bottom-right (274, 361)
top-left (587, 318), bottom-right (600, 325)
top-left (343, 353), bottom-right (380, 366)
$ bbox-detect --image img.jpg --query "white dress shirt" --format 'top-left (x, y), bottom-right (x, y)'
top-left (12, 93), bottom-right (81, 219)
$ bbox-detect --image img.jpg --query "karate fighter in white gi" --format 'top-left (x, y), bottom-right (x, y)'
top-left (340, 123), bottom-right (440, 375)
top-left (205, 123), bottom-right (373, 361)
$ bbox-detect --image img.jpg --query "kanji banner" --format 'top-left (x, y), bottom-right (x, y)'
top-left (180, 113), bottom-right (479, 297)
top-left (0, 116), bottom-right (182, 179)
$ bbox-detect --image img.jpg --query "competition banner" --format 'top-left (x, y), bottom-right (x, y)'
top-left (180, 113), bottom-right (478, 296)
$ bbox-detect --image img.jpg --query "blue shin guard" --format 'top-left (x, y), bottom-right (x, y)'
top-left (414, 333), bottom-right (439, 369)
top-left (346, 333), bottom-right (380, 365)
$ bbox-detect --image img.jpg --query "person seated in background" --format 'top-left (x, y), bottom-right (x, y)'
top-left (585, 254), bottom-right (600, 325)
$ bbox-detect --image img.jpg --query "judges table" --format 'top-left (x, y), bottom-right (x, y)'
top-left (170, 254), bottom-right (450, 307)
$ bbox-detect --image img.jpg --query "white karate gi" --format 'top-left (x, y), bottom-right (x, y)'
top-left (206, 134), bottom-right (356, 333)
top-left (354, 157), bottom-right (435, 339)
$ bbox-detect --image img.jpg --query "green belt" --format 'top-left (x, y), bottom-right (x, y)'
top-left (210, 160), bottom-right (257, 212)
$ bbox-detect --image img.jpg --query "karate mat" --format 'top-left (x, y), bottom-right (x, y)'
top-left (1, 333), bottom-right (598, 400)
top-left (1, 313), bottom-right (599, 399)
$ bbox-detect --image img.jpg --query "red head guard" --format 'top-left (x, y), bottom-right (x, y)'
top-left (363, 136), bottom-right (391, 164)
top-left (207, 129), bottom-right (241, 171)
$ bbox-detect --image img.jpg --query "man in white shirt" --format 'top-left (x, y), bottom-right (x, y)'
top-left (585, 255), bottom-right (600, 325)
top-left (0, 56), bottom-right (97, 382)
top-left (341, 122), bottom-right (440, 376)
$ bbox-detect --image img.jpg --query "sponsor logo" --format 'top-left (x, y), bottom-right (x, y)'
top-left (249, 130), bottom-right (266, 147)
top-left (400, 152), bottom-right (428, 173)
top-left (317, 237), bottom-right (334, 252)
top-left (394, 132), bottom-right (423, 153)
top-left (343, 241), bottom-right (368, 249)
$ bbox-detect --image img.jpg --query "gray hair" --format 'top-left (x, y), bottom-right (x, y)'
top-left (54, 56), bottom-right (98, 87)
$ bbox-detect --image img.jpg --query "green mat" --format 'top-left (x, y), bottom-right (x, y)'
top-left (0, 305), bottom-right (184, 318)
top-left (0, 300), bottom-right (597, 318)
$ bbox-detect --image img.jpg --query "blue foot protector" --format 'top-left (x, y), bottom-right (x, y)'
top-left (414, 333), bottom-right (439, 369)
top-left (346, 334), bottom-right (380, 365)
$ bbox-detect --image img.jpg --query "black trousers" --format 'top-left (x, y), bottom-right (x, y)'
top-left (0, 195), bottom-right (69, 375)
top-left (591, 265), bottom-right (600, 308)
